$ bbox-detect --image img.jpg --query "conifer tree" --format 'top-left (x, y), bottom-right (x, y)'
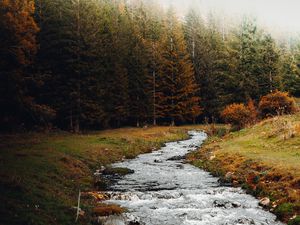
top-left (36, 0), bottom-right (111, 130)
top-left (280, 47), bottom-right (300, 97)
top-left (258, 34), bottom-right (280, 94)
top-left (184, 10), bottom-right (232, 120)
top-left (232, 19), bottom-right (281, 102)
top-left (157, 8), bottom-right (201, 125)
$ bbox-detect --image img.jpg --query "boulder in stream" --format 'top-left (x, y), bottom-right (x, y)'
top-left (167, 155), bottom-right (186, 161)
top-left (259, 197), bottom-right (270, 207)
top-left (154, 159), bottom-right (163, 163)
top-left (102, 167), bottom-right (134, 176)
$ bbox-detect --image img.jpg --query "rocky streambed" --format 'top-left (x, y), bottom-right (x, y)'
top-left (99, 131), bottom-right (284, 225)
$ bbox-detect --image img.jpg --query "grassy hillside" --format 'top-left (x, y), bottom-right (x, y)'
top-left (188, 113), bottom-right (300, 224)
top-left (0, 125), bottom-right (208, 225)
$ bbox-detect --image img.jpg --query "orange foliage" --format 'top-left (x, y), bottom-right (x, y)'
top-left (258, 91), bottom-right (297, 118)
top-left (93, 204), bottom-right (125, 217)
top-left (247, 99), bottom-right (258, 124)
top-left (0, 0), bottom-right (39, 67)
top-left (221, 103), bottom-right (251, 128)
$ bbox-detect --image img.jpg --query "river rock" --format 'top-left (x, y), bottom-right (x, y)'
top-left (259, 197), bottom-right (270, 207)
top-left (225, 172), bottom-right (234, 179)
top-left (95, 215), bottom-right (126, 225)
top-left (125, 214), bottom-right (145, 225)
top-left (213, 200), bottom-right (241, 209)
top-left (102, 167), bottom-right (134, 176)
top-left (188, 144), bottom-right (197, 148)
top-left (236, 218), bottom-right (255, 224)
top-left (128, 222), bottom-right (141, 225)
top-left (176, 164), bottom-right (184, 169)
top-left (167, 155), bottom-right (186, 161)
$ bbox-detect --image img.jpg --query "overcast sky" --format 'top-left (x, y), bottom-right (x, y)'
top-left (156, 0), bottom-right (300, 37)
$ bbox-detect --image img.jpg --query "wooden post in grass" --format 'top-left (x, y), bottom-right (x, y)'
top-left (75, 189), bottom-right (81, 222)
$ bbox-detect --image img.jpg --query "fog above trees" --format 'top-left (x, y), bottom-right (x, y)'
top-left (153, 0), bottom-right (300, 40)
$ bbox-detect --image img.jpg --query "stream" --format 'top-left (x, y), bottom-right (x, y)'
top-left (104, 131), bottom-right (284, 225)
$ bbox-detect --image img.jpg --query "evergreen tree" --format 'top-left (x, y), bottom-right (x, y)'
top-left (36, 0), bottom-right (111, 130)
top-left (157, 8), bottom-right (200, 125)
top-left (233, 19), bottom-right (262, 101)
top-left (124, 1), bottom-right (153, 126)
top-left (280, 47), bottom-right (300, 97)
top-left (258, 34), bottom-right (280, 94)
top-left (184, 10), bottom-right (232, 120)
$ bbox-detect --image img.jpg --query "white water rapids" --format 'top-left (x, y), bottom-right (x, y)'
top-left (104, 131), bottom-right (284, 225)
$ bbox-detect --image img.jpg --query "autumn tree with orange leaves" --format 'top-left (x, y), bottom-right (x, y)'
top-left (0, 0), bottom-right (38, 68)
top-left (0, 0), bottom-right (53, 130)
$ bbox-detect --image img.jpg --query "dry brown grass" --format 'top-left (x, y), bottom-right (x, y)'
top-left (93, 203), bottom-right (125, 216)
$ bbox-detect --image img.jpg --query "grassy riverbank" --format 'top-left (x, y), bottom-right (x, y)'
top-left (188, 114), bottom-right (300, 224)
top-left (0, 125), bottom-right (210, 225)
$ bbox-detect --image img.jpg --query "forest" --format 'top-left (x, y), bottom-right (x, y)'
top-left (1, 0), bottom-right (300, 132)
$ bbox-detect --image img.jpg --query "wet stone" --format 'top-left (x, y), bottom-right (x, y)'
top-left (236, 218), bottom-right (255, 224)
top-left (176, 164), bottom-right (184, 169)
top-left (259, 197), bottom-right (271, 207)
top-left (167, 155), bottom-right (186, 161)
top-left (154, 159), bottom-right (163, 163)
top-left (213, 199), bottom-right (241, 209)
top-left (102, 167), bottom-right (134, 176)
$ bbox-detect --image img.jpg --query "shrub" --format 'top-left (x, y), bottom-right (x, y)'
top-left (93, 204), bottom-right (125, 217)
top-left (288, 216), bottom-right (300, 225)
top-left (221, 103), bottom-right (251, 129)
top-left (247, 99), bottom-right (258, 124)
top-left (259, 91), bottom-right (297, 118)
top-left (275, 203), bottom-right (294, 220)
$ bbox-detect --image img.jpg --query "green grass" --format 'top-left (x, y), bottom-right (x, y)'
top-left (0, 125), bottom-right (208, 225)
top-left (218, 114), bottom-right (300, 175)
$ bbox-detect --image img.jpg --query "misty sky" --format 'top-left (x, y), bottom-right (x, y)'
top-left (157, 0), bottom-right (300, 36)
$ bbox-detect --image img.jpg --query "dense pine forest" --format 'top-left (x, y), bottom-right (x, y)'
top-left (1, 0), bottom-right (300, 132)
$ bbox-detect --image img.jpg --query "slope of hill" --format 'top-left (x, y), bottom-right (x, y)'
top-left (188, 113), bottom-right (300, 224)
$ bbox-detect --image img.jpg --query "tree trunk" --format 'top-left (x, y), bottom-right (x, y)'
top-left (70, 109), bottom-right (73, 131)
top-left (75, 117), bottom-right (80, 133)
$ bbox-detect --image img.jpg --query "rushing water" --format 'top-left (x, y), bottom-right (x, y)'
top-left (105, 131), bottom-right (284, 225)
